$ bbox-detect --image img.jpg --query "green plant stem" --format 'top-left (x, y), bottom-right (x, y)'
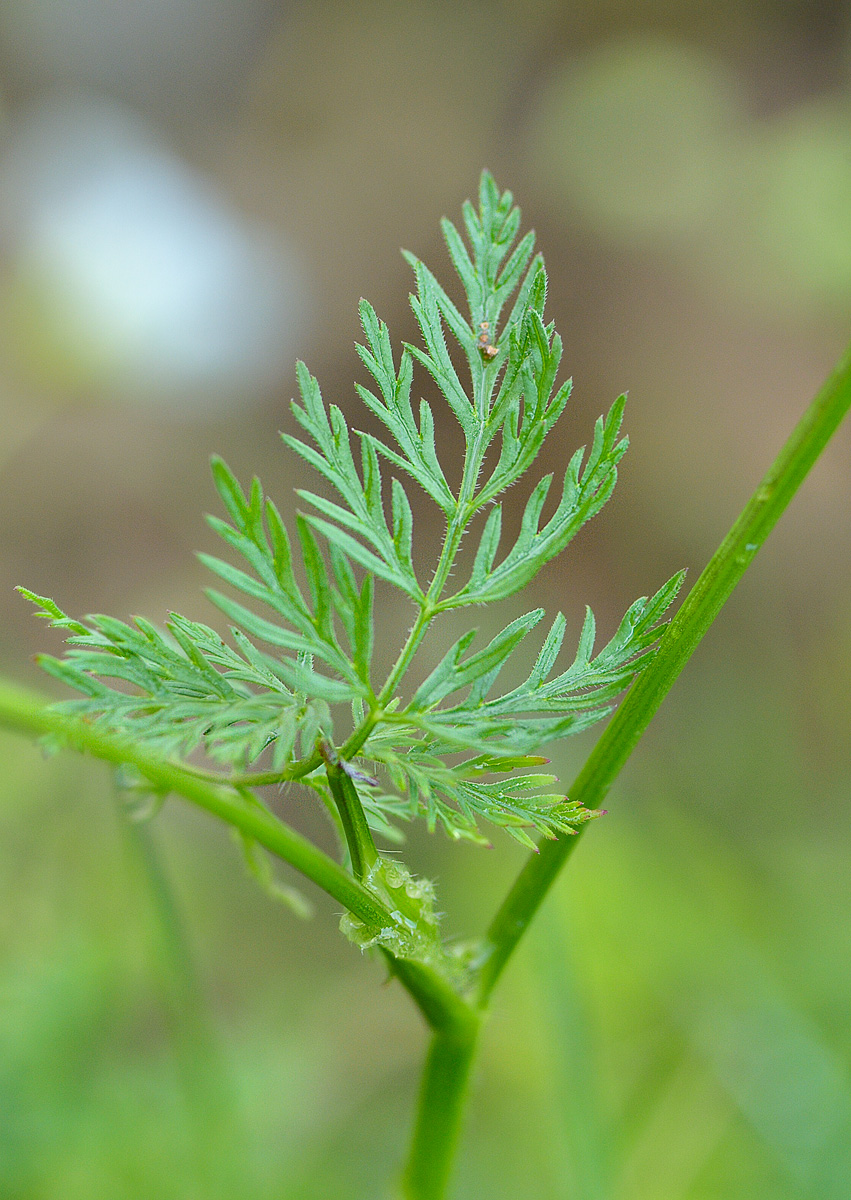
top-left (475, 338), bottom-right (851, 1006)
top-left (384, 938), bottom-right (484, 1200)
top-left (323, 755), bottom-right (378, 879)
top-left (173, 757), bottom-right (321, 789)
top-left (401, 1018), bottom-right (480, 1200)
top-left (391, 952), bottom-right (481, 1200)
top-left (0, 679), bottom-right (397, 931)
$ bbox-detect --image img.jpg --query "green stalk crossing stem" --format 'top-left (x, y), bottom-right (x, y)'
top-left (475, 338), bottom-right (851, 1006)
top-left (0, 680), bottom-right (397, 932)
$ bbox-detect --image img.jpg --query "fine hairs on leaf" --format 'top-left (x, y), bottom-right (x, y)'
top-left (19, 170), bottom-right (681, 853)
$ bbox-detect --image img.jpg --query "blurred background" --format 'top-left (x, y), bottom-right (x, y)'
top-left (1, 1), bottom-right (850, 1197)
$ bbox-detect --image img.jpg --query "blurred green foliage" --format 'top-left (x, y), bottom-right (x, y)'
top-left (2, 610), bottom-right (850, 1199)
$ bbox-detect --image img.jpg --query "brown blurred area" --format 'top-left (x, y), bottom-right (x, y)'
top-left (1, 0), bottom-right (848, 648)
top-left (1, 3), bottom-right (850, 1198)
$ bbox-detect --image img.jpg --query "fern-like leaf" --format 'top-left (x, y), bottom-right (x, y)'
top-left (21, 171), bottom-right (683, 852)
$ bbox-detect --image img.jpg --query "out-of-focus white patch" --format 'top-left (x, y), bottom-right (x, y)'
top-left (0, 97), bottom-right (305, 411)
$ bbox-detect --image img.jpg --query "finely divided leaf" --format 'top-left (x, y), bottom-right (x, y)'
top-left (351, 571), bottom-right (684, 843)
top-left (443, 395), bottom-right (630, 607)
top-left (285, 363), bottom-right (423, 598)
top-left (21, 171), bottom-right (685, 854)
top-left (20, 591), bottom-right (335, 769)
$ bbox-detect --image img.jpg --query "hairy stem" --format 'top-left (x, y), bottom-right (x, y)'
top-left (171, 752), bottom-right (323, 789)
top-left (476, 337), bottom-right (851, 1005)
top-left (377, 604), bottom-right (436, 708)
top-left (377, 425), bottom-right (490, 711)
top-left (0, 679), bottom-right (397, 930)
